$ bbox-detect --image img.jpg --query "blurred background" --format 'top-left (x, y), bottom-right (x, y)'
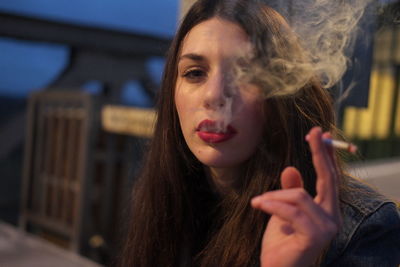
top-left (0, 0), bottom-right (399, 266)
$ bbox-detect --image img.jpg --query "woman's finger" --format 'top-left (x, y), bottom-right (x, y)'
top-left (280, 166), bottom-right (303, 189)
top-left (321, 132), bottom-right (337, 171)
top-left (306, 127), bottom-right (339, 217)
top-left (254, 200), bottom-right (319, 236)
top-left (251, 188), bottom-right (335, 226)
top-left (321, 131), bottom-right (341, 223)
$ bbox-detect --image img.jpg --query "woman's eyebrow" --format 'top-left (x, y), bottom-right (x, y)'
top-left (179, 53), bottom-right (206, 62)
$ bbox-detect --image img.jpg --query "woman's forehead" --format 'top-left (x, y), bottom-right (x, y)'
top-left (180, 17), bottom-right (251, 57)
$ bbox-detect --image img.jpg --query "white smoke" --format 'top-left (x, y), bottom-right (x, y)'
top-left (289, 0), bottom-right (373, 89)
top-left (231, 0), bottom-right (377, 98)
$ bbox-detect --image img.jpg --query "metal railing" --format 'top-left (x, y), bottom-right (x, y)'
top-left (20, 91), bottom-right (94, 252)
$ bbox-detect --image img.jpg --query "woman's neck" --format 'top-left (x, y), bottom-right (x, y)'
top-left (205, 166), bottom-right (242, 196)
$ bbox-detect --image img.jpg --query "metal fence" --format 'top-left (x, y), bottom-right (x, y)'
top-left (19, 90), bottom-right (148, 264)
top-left (20, 91), bottom-right (94, 252)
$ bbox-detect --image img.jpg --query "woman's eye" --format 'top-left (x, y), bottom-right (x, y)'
top-left (182, 69), bottom-right (206, 82)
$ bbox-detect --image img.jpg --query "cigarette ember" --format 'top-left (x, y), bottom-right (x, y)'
top-left (323, 138), bottom-right (358, 154)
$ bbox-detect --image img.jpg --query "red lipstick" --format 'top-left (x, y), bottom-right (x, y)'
top-left (196, 120), bottom-right (236, 143)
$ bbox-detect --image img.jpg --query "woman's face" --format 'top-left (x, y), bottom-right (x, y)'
top-left (175, 18), bottom-right (264, 169)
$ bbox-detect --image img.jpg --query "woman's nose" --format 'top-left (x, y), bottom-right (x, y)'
top-left (203, 73), bottom-right (230, 110)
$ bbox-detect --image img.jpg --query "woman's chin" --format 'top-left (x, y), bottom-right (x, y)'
top-left (194, 152), bottom-right (244, 169)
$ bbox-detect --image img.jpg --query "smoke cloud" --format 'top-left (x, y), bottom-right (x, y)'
top-left (232, 0), bottom-right (377, 99)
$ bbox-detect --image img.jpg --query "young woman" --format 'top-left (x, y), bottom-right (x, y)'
top-left (120, 0), bottom-right (400, 266)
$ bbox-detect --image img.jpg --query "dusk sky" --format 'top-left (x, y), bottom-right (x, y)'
top-left (0, 0), bottom-right (179, 102)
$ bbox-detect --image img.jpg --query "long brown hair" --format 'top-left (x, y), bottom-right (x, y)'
top-left (120, 0), bottom-right (339, 266)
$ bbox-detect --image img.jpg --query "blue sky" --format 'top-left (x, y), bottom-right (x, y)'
top-left (0, 0), bottom-right (179, 37)
top-left (0, 0), bottom-right (178, 102)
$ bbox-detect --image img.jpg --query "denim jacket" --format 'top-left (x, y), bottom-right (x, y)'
top-left (179, 177), bottom-right (400, 266)
top-left (322, 177), bottom-right (400, 266)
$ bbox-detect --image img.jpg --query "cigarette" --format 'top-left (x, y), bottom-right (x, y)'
top-left (323, 138), bottom-right (358, 153)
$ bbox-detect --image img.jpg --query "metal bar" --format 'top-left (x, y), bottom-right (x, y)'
top-left (99, 134), bottom-right (116, 241)
top-left (62, 110), bottom-right (74, 226)
top-left (33, 101), bottom-right (46, 214)
top-left (53, 108), bottom-right (66, 220)
top-left (0, 11), bottom-right (170, 57)
top-left (72, 97), bottom-right (92, 253)
top-left (19, 94), bottom-right (37, 229)
top-left (41, 107), bottom-right (54, 217)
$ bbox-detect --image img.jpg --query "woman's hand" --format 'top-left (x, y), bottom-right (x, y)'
top-left (251, 127), bottom-right (341, 267)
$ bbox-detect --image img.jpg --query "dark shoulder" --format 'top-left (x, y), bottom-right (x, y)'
top-left (339, 176), bottom-right (394, 214)
top-left (324, 176), bottom-right (400, 266)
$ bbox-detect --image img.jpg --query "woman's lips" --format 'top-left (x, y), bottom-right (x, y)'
top-left (196, 120), bottom-right (237, 143)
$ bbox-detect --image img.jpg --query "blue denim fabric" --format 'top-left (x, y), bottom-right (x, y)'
top-left (323, 177), bottom-right (400, 266)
